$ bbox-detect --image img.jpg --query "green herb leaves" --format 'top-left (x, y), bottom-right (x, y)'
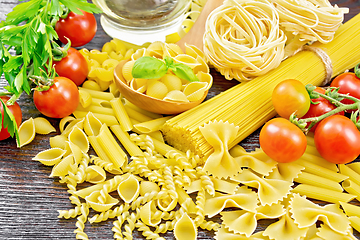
top-left (0, 0), bottom-right (102, 143)
top-left (132, 56), bottom-right (199, 82)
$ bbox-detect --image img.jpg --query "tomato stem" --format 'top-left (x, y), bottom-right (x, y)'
top-left (291, 85), bottom-right (360, 132)
top-left (355, 63), bottom-right (360, 79)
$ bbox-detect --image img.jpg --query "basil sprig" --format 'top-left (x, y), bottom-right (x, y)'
top-left (132, 56), bottom-right (199, 82)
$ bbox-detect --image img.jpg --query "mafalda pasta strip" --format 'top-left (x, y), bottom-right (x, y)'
top-left (204, 0), bottom-right (286, 81)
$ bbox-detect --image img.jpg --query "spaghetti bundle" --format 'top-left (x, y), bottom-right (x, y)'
top-left (204, 0), bottom-right (287, 81)
top-left (162, 12), bottom-right (360, 159)
top-left (203, 0), bottom-right (348, 81)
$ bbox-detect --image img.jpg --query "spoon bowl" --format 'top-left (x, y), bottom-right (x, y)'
top-left (114, 60), bottom-right (208, 115)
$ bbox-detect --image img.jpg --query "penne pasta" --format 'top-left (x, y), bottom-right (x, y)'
top-left (123, 105), bottom-right (154, 122)
top-left (339, 164), bottom-right (360, 187)
top-left (294, 171), bottom-right (344, 192)
top-left (342, 179), bottom-right (360, 202)
top-left (73, 111), bottom-right (118, 126)
top-left (133, 116), bottom-right (172, 134)
top-left (95, 124), bottom-right (127, 169)
top-left (78, 87), bottom-right (115, 101)
top-left (295, 159), bottom-right (348, 183)
top-left (292, 184), bottom-right (356, 203)
top-left (110, 125), bottom-right (144, 157)
top-left (110, 98), bottom-right (133, 132)
top-left (77, 104), bottom-right (115, 116)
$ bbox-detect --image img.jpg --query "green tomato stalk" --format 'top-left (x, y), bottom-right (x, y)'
top-left (290, 83), bottom-right (360, 133)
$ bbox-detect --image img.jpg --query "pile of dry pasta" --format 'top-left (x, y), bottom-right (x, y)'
top-left (15, 35), bottom-right (360, 240)
top-left (203, 0), bottom-right (348, 81)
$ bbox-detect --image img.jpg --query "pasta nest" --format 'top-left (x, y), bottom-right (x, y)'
top-left (204, 0), bottom-right (287, 81)
top-left (270, 0), bottom-right (349, 44)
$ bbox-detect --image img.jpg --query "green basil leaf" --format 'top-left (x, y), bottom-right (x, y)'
top-left (132, 56), bottom-right (168, 79)
top-left (169, 62), bottom-right (199, 82)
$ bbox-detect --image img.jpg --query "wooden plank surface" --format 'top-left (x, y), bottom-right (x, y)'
top-left (1, 0), bottom-right (360, 239)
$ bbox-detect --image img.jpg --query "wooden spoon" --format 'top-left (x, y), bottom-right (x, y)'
top-left (177, 0), bottom-right (223, 52)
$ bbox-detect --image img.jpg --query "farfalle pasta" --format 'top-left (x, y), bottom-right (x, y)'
top-left (289, 194), bottom-right (351, 234)
top-left (230, 146), bottom-right (278, 176)
top-left (204, 187), bottom-right (258, 218)
top-left (199, 120), bottom-right (241, 179)
top-left (231, 169), bottom-right (293, 206)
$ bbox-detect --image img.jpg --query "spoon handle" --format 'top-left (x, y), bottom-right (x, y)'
top-left (177, 0), bottom-right (223, 51)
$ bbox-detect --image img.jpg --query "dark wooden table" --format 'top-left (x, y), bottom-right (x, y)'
top-left (1, 0), bottom-right (360, 239)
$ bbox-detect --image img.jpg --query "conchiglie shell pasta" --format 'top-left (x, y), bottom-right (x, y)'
top-left (183, 82), bottom-right (208, 102)
top-left (146, 41), bottom-right (165, 58)
top-left (117, 174), bottom-right (140, 203)
top-left (130, 78), bottom-right (148, 93)
top-left (197, 71), bottom-right (213, 90)
top-left (49, 135), bottom-right (67, 149)
top-left (65, 141), bottom-right (83, 165)
top-left (185, 43), bottom-right (205, 59)
top-left (17, 117), bottom-right (35, 147)
top-left (140, 201), bottom-right (162, 226)
top-left (193, 55), bottom-right (210, 74)
top-left (61, 118), bottom-right (84, 137)
top-left (163, 90), bottom-right (189, 103)
top-left (131, 48), bottom-right (148, 61)
top-left (139, 181), bottom-right (160, 196)
top-left (68, 126), bottom-right (89, 153)
top-left (173, 54), bottom-right (201, 69)
top-left (84, 112), bottom-right (102, 136)
top-left (146, 80), bottom-right (168, 99)
top-left (49, 154), bottom-right (74, 177)
top-left (59, 116), bottom-right (76, 133)
top-left (85, 165), bottom-right (106, 184)
top-left (34, 117), bottom-right (56, 134)
top-left (85, 190), bottom-right (119, 212)
top-left (122, 60), bottom-right (136, 83)
top-left (160, 74), bottom-right (182, 91)
top-left (32, 148), bottom-right (66, 166)
top-left (163, 43), bottom-right (183, 58)
top-left (174, 213), bottom-right (197, 240)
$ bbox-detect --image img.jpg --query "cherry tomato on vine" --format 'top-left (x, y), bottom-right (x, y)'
top-left (330, 72), bottom-right (360, 111)
top-left (314, 115), bottom-right (360, 164)
top-left (55, 10), bottom-right (97, 47)
top-left (259, 118), bottom-right (307, 163)
top-left (33, 77), bottom-right (80, 118)
top-left (272, 79), bottom-right (311, 119)
top-left (300, 87), bottom-right (344, 132)
top-left (0, 97), bottom-right (22, 141)
top-left (54, 47), bottom-right (89, 86)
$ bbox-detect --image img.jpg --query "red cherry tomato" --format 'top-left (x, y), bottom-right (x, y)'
top-left (330, 72), bottom-right (360, 112)
top-left (55, 10), bottom-right (97, 47)
top-left (300, 87), bottom-right (344, 132)
top-left (33, 77), bottom-right (80, 118)
top-left (0, 97), bottom-right (22, 141)
top-left (272, 79), bottom-right (311, 119)
top-left (54, 47), bottom-right (89, 86)
top-left (314, 115), bottom-right (360, 164)
top-left (259, 118), bottom-right (307, 163)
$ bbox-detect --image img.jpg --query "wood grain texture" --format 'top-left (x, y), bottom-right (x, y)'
top-left (0, 1), bottom-right (360, 239)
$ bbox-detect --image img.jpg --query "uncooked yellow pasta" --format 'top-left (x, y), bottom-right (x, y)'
top-left (133, 116), bottom-right (172, 134)
top-left (73, 110), bottom-right (118, 126)
top-left (110, 98), bottom-right (133, 131)
top-left (110, 125), bottom-right (144, 157)
top-left (292, 184), bottom-right (356, 203)
top-left (95, 124), bottom-right (127, 169)
top-left (117, 174), bottom-right (140, 203)
top-left (49, 154), bottom-right (74, 178)
top-left (124, 105), bottom-right (154, 123)
top-left (32, 148), bottom-right (66, 166)
top-left (89, 49), bottom-right (108, 64)
top-left (78, 89), bottom-right (92, 109)
top-left (17, 117), bottom-right (35, 147)
top-left (339, 164), bottom-right (360, 187)
top-left (342, 179), bottom-right (360, 202)
top-left (78, 87), bottom-right (115, 101)
top-left (204, 0), bottom-right (286, 81)
top-left (173, 213), bottom-right (197, 240)
top-left (34, 117), bottom-right (56, 134)
top-left (294, 171), bottom-right (344, 192)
